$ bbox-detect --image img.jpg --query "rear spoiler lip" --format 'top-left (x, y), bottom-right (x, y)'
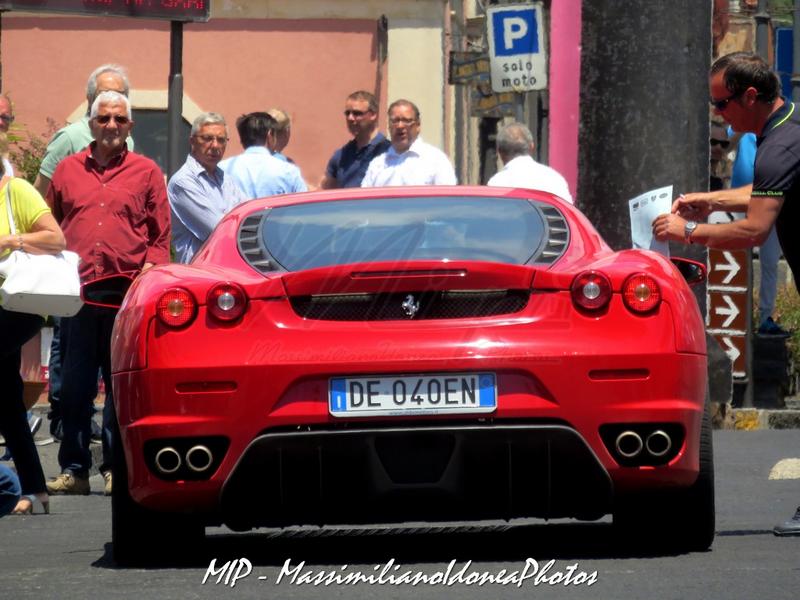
top-left (280, 260), bottom-right (538, 297)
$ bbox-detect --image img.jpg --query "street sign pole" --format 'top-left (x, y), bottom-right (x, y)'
top-left (167, 21), bottom-right (184, 179)
top-left (744, 249), bottom-right (754, 407)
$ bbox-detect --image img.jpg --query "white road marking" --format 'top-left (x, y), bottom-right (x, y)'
top-left (769, 458), bottom-right (800, 480)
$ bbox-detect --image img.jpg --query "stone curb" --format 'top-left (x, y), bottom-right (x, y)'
top-left (704, 402), bottom-right (800, 431)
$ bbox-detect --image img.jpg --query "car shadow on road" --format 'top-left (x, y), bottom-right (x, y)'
top-left (93, 520), bottom-right (712, 570)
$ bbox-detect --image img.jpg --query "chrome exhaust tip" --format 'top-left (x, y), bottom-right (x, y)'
top-left (645, 430), bottom-right (672, 458)
top-left (186, 445), bottom-right (213, 473)
top-left (154, 447), bottom-right (182, 474)
top-left (615, 430), bottom-right (643, 458)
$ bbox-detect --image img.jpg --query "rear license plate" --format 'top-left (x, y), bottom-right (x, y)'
top-left (329, 372), bottom-right (496, 417)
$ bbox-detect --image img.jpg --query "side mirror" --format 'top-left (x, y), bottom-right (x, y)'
top-left (81, 274), bottom-right (134, 309)
top-left (670, 257), bottom-right (706, 286)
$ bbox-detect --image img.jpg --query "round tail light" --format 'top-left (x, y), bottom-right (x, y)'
top-left (623, 273), bottom-right (661, 313)
top-left (207, 283), bottom-right (248, 322)
top-left (156, 288), bottom-right (197, 328)
top-left (571, 271), bottom-right (612, 311)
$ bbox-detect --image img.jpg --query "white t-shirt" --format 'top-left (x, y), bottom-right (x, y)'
top-left (487, 155), bottom-right (573, 204)
top-left (2, 157), bottom-right (14, 177)
top-left (362, 137), bottom-right (456, 187)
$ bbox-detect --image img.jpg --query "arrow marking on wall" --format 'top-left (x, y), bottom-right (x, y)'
top-left (721, 336), bottom-right (741, 365)
top-left (715, 251), bottom-right (741, 284)
top-left (715, 294), bottom-right (740, 328)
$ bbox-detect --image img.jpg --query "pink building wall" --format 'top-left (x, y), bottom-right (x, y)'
top-left (548, 0), bottom-right (581, 204)
top-left (2, 16), bottom-right (388, 184)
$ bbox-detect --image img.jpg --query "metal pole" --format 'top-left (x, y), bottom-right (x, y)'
top-left (755, 0), bottom-right (770, 60)
top-left (793, 0), bottom-right (800, 101)
top-left (514, 92), bottom-right (525, 122)
top-left (167, 20), bottom-right (184, 179)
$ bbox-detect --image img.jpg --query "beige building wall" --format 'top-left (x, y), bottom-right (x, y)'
top-left (216, 0), bottom-right (450, 150)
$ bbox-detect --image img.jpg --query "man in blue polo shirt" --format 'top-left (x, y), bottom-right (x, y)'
top-left (320, 91), bottom-right (390, 189)
top-left (653, 51), bottom-right (800, 537)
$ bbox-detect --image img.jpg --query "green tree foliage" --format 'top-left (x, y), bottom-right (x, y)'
top-left (7, 118), bottom-right (59, 184)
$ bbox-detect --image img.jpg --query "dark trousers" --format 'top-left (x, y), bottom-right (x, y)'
top-left (47, 317), bottom-right (62, 437)
top-left (57, 304), bottom-right (116, 477)
top-left (0, 307), bottom-right (46, 496)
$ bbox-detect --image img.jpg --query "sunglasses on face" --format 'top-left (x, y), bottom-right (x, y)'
top-left (710, 138), bottom-right (730, 148)
top-left (95, 114), bottom-right (130, 125)
top-left (0, 113), bottom-right (14, 123)
top-left (710, 91), bottom-right (743, 111)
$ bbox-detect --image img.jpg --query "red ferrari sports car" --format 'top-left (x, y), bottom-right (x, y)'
top-left (105, 186), bottom-right (713, 564)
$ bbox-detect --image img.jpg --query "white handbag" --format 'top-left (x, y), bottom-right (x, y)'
top-left (0, 180), bottom-right (83, 317)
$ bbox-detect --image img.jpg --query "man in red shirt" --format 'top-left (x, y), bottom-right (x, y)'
top-left (45, 90), bottom-right (170, 495)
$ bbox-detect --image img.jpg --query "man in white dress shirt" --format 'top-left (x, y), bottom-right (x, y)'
top-left (487, 121), bottom-right (573, 204)
top-left (361, 99), bottom-right (456, 187)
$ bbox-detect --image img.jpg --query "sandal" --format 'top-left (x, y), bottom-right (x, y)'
top-left (11, 493), bottom-right (50, 515)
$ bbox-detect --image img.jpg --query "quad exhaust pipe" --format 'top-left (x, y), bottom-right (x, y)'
top-left (614, 429), bottom-right (673, 461)
top-left (186, 445), bottom-right (214, 473)
top-left (153, 444), bottom-right (214, 475)
top-left (645, 430), bottom-right (672, 458)
top-left (615, 431), bottom-right (643, 458)
top-left (154, 447), bottom-right (182, 474)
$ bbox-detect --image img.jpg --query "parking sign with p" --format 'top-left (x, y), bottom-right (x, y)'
top-left (487, 3), bottom-right (547, 93)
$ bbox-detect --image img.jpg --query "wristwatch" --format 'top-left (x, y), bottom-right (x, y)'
top-left (684, 220), bottom-right (698, 244)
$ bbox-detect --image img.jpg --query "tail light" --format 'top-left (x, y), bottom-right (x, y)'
top-left (623, 273), bottom-right (661, 313)
top-left (156, 288), bottom-right (197, 328)
top-left (207, 283), bottom-right (248, 322)
top-left (571, 271), bottom-right (612, 311)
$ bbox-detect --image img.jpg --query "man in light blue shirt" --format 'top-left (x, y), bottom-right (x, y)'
top-left (219, 112), bottom-right (307, 200)
top-left (168, 113), bottom-right (246, 263)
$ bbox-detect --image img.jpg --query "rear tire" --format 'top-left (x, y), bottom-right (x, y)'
top-left (111, 420), bottom-right (205, 566)
top-left (613, 401), bottom-right (715, 553)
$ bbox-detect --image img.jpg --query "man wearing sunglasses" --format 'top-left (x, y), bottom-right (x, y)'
top-left (33, 64), bottom-right (134, 446)
top-left (44, 90), bottom-right (170, 497)
top-left (320, 91), bottom-right (390, 189)
top-left (653, 51), bottom-right (800, 537)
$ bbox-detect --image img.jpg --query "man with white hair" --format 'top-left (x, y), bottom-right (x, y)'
top-left (45, 91), bottom-right (170, 496)
top-left (168, 112), bottom-right (245, 264)
top-left (34, 64), bottom-right (134, 444)
top-left (34, 64), bottom-right (134, 198)
top-left (488, 121), bottom-right (573, 204)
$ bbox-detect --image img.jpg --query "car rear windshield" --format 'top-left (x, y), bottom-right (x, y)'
top-left (263, 196), bottom-right (548, 271)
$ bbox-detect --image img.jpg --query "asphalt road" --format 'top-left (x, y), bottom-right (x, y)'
top-left (1, 429), bottom-right (798, 600)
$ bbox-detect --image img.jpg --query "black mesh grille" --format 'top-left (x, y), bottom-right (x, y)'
top-left (291, 290), bottom-right (530, 321)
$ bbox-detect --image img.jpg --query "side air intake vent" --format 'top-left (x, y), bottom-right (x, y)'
top-left (533, 204), bottom-right (569, 265)
top-left (237, 211), bottom-right (273, 274)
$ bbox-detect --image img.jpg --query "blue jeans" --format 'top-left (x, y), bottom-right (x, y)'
top-left (57, 305), bottom-right (117, 477)
top-left (0, 464), bottom-right (21, 517)
top-left (0, 307), bottom-right (47, 497)
top-left (758, 226), bottom-right (781, 325)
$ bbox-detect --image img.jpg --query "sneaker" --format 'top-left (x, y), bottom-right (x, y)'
top-left (46, 473), bottom-right (90, 495)
top-left (758, 317), bottom-right (791, 337)
top-left (774, 507), bottom-right (800, 536)
top-left (102, 471), bottom-right (112, 496)
top-left (28, 415), bottom-right (42, 436)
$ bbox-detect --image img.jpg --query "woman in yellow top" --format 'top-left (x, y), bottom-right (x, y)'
top-left (0, 132), bottom-right (66, 515)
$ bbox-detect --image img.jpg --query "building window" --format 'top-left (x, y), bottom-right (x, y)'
top-left (131, 109), bottom-right (190, 174)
